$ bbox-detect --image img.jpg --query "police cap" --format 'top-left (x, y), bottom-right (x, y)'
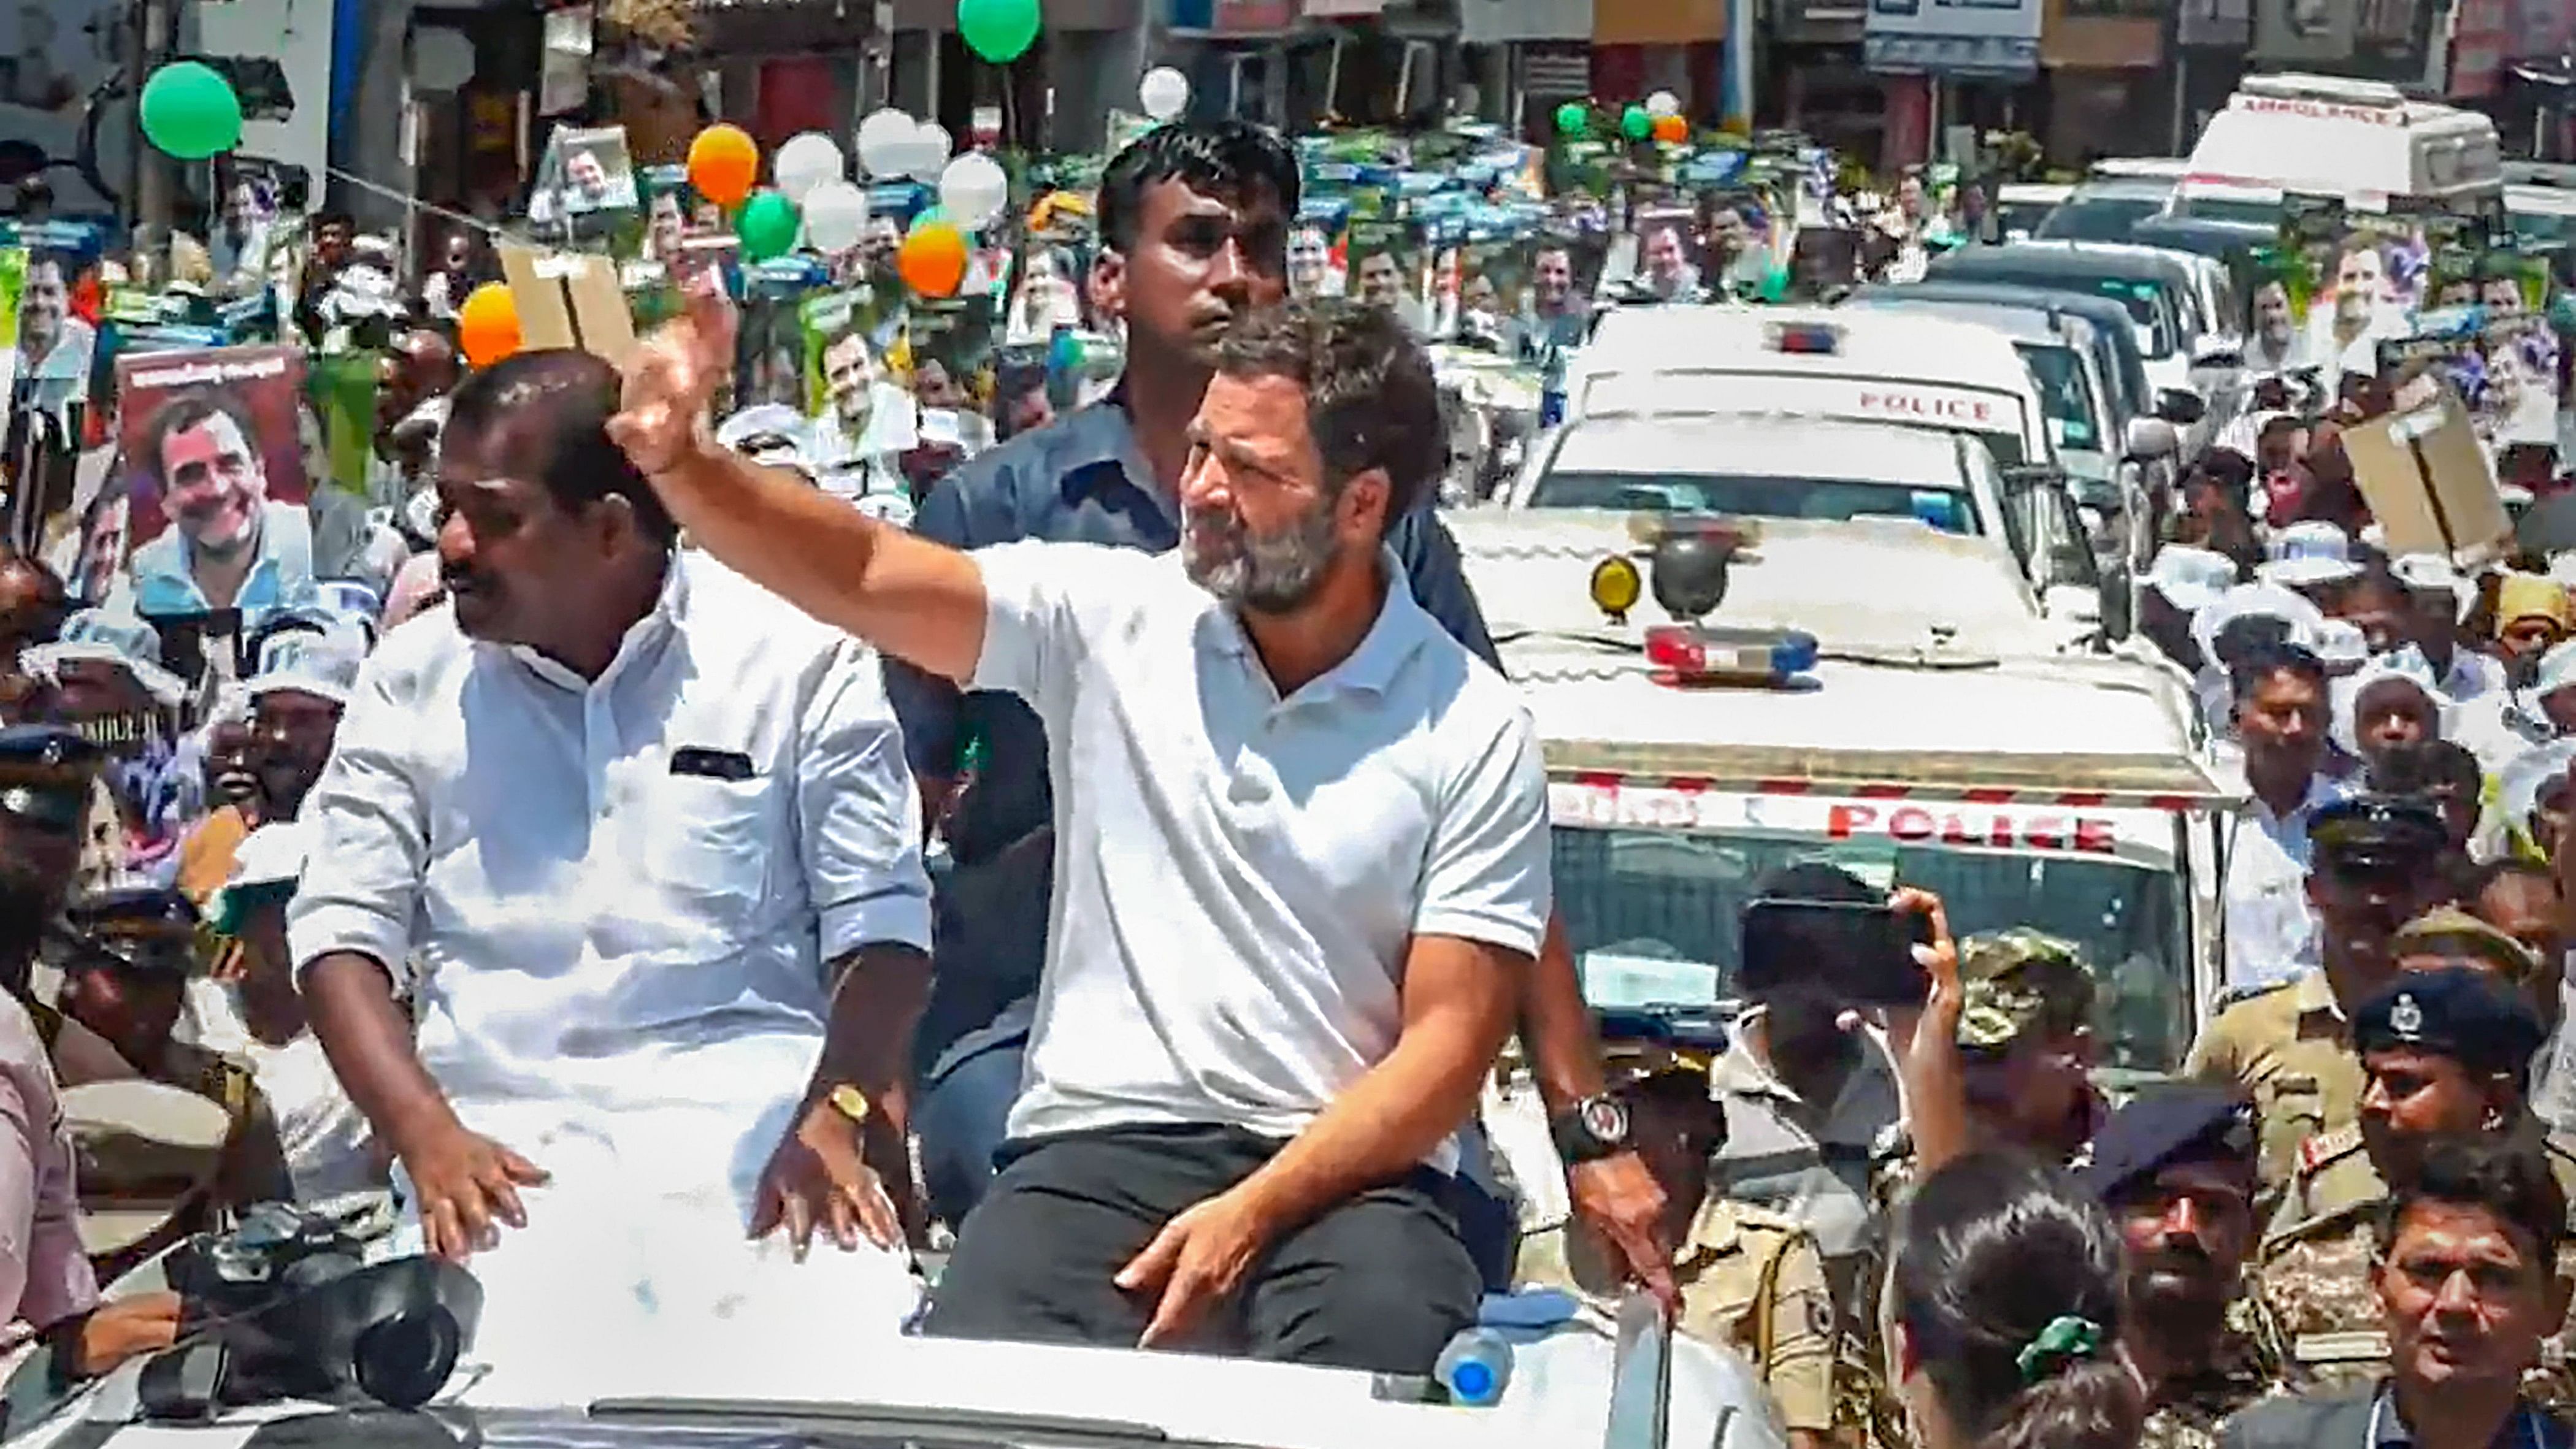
top-left (2308, 793), bottom-right (2448, 872)
top-left (0, 724), bottom-right (102, 833)
top-left (2080, 1084), bottom-right (2256, 1206)
top-left (2389, 906), bottom-right (2542, 985)
top-left (59, 887), bottom-right (202, 977)
top-left (1592, 1007), bottom-right (1728, 1087)
top-left (2353, 967), bottom-right (2547, 1080)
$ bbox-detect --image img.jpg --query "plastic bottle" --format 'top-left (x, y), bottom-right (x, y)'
top-left (1434, 1325), bottom-right (1515, 1407)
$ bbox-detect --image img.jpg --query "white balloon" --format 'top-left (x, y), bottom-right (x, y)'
top-left (803, 179), bottom-right (871, 254)
top-left (938, 151), bottom-right (1010, 231)
top-left (773, 131), bottom-right (845, 202)
top-left (856, 107), bottom-right (916, 178)
top-left (1138, 66), bottom-right (1190, 123)
top-left (907, 121), bottom-right (953, 182)
top-left (1647, 90), bottom-right (1681, 120)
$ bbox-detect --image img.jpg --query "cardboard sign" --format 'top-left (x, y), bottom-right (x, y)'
top-left (498, 243), bottom-right (637, 368)
top-left (2342, 389), bottom-right (2512, 564)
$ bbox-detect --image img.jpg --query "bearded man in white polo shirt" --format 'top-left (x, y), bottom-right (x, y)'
top-left (613, 292), bottom-right (1550, 1374)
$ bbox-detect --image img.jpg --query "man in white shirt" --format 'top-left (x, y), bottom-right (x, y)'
top-left (289, 350), bottom-right (933, 1357)
top-left (2221, 640), bottom-right (2344, 990)
top-left (613, 294), bottom-right (1549, 1373)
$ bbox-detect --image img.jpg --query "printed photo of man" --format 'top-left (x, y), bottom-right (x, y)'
top-left (809, 327), bottom-right (918, 498)
top-left (125, 389), bottom-right (315, 617)
top-left (18, 251), bottom-right (97, 413)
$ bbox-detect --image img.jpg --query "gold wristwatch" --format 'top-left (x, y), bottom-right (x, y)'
top-left (826, 1085), bottom-right (872, 1125)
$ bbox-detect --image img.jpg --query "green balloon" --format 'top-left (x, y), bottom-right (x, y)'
top-left (1620, 105), bottom-right (1651, 140)
top-left (1757, 264), bottom-right (1790, 303)
top-left (139, 61), bottom-right (243, 161)
top-left (957, 0), bottom-right (1041, 63)
top-left (1554, 102), bottom-right (1588, 139)
top-left (737, 190), bottom-right (800, 262)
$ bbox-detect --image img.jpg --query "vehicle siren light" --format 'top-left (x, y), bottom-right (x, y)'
top-left (1589, 555), bottom-right (1644, 624)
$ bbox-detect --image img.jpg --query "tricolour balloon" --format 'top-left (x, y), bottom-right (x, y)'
top-left (803, 180), bottom-right (871, 254)
top-left (736, 189), bottom-right (801, 262)
top-left (937, 152), bottom-right (1010, 232)
top-left (957, 0), bottom-right (1041, 64)
top-left (1647, 90), bottom-right (1681, 120)
top-left (1652, 114), bottom-right (1689, 144)
top-left (897, 221), bottom-right (970, 297)
top-left (456, 283), bottom-right (521, 367)
top-left (139, 61), bottom-right (243, 161)
top-left (856, 108), bottom-right (917, 178)
top-left (1138, 66), bottom-right (1190, 123)
top-left (687, 124), bottom-right (760, 208)
top-left (773, 131), bottom-right (845, 203)
top-left (1553, 101), bottom-right (1588, 138)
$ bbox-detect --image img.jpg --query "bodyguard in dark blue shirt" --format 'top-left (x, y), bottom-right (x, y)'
top-left (884, 123), bottom-right (1501, 1228)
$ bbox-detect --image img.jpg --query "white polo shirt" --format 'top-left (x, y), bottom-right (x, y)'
top-left (973, 540), bottom-right (1551, 1168)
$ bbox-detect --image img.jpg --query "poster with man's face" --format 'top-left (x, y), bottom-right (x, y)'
top-left (112, 344), bottom-right (312, 613)
top-left (799, 286), bottom-right (905, 428)
top-left (529, 125), bottom-right (642, 234)
top-left (1346, 220), bottom-right (1424, 327)
top-left (1287, 220), bottom-right (1347, 301)
top-left (1630, 206), bottom-right (1708, 302)
top-left (17, 247), bottom-right (98, 408)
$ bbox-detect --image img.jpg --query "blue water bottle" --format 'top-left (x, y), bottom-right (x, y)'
top-left (1433, 1325), bottom-right (1514, 1407)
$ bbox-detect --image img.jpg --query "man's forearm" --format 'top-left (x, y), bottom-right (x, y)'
top-left (808, 942), bottom-right (931, 1112)
top-left (301, 952), bottom-right (456, 1147)
top-left (654, 446), bottom-right (897, 642)
top-left (1519, 912), bottom-right (1606, 1115)
top-left (1234, 979), bottom-right (1515, 1232)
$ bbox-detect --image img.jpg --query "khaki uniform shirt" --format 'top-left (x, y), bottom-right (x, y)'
top-left (2188, 971), bottom-right (2365, 1195)
top-left (1517, 1196), bottom-right (1836, 1432)
top-left (2253, 1124), bottom-right (2576, 1401)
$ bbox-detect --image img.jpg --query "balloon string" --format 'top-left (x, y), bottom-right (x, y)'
top-left (322, 164), bottom-right (508, 239)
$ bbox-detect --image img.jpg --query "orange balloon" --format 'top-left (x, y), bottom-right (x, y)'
top-left (897, 221), bottom-right (969, 298)
top-left (456, 282), bottom-right (521, 367)
top-left (1652, 113), bottom-right (1688, 144)
top-left (688, 124), bottom-right (761, 209)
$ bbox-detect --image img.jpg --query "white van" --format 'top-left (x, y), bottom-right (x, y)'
top-left (1571, 307), bottom-right (2057, 468)
top-left (2177, 72), bottom-right (2502, 215)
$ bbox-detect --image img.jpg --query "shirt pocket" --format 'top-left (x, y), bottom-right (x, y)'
top-left (638, 773), bottom-right (777, 932)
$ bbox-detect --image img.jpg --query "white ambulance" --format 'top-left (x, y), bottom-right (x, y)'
top-left (2175, 72), bottom-right (2504, 216)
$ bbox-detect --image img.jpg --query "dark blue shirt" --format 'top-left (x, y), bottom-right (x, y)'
top-left (887, 392), bottom-right (1501, 1073)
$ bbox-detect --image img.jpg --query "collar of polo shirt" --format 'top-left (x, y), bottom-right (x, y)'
top-left (1195, 546), bottom-right (1427, 697)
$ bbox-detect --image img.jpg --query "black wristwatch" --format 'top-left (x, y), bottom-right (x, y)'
top-left (1550, 1093), bottom-right (1633, 1165)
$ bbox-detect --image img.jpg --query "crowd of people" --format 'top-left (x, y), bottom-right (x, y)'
top-left (0, 103), bottom-right (2573, 1449)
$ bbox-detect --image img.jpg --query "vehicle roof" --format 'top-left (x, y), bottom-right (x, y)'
top-left (2126, 217), bottom-right (2273, 258)
top-left (2089, 157), bottom-right (2190, 180)
top-left (1833, 291), bottom-right (2091, 345)
top-left (1930, 241), bottom-right (2198, 280)
top-left (1998, 182), bottom-right (2072, 202)
top-left (2507, 183), bottom-right (2576, 216)
top-left (1548, 414), bottom-right (1969, 483)
top-left (2064, 178), bottom-right (2175, 202)
top-left (1582, 304), bottom-right (2030, 378)
top-left (1844, 278), bottom-right (2144, 335)
top-left (1454, 516), bottom-right (2217, 801)
top-left (1454, 508), bottom-right (2049, 659)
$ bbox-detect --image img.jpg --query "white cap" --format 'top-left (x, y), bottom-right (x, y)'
top-left (2313, 618), bottom-right (2370, 673)
top-left (2258, 521), bottom-right (2363, 590)
top-left (715, 404), bottom-right (813, 468)
top-left (2550, 552), bottom-right (2576, 591)
top-left (243, 625), bottom-right (366, 709)
top-left (2191, 581), bottom-right (2328, 670)
top-left (21, 608), bottom-right (189, 708)
top-left (2331, 654), bottom-right (2449, 757)
top-left (2146, 545), bottom-right (2238, 615)
top-left (2536, 637), bottom-right (2576, 700)
top-left (2501, 736), bottom-right (2576, 835)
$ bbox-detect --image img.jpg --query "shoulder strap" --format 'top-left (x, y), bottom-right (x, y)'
top-left (1750, 1222), bottom-right (1809, 1372)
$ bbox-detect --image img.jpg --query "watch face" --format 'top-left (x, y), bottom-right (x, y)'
top-left (1579, 1095), bottom-right (1630, 1144)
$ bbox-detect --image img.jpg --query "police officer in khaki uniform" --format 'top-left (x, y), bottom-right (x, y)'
top-left (2084, 1084), bottom-right (2282, 1449)
top-left (2190, 795), bottom-right (2450, 1198)
top-left (62, 1077), bottom-right (229, 1286)
top-left (2250, 967), bottom-right (2574, 1396)
top-left (45, 888), bottom-right (292, 1214)
top-left (1516, 1010), bottom-right (1836, 1449)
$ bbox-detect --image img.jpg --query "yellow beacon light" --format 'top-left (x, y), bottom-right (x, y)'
top-left (1590, 556), bottom-right (1643, 623)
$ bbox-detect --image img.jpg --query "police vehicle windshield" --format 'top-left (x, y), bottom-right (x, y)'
top-left (1554, 828), bottom-right (2193, 1073)
top-left (1526, 470), bottom-right (1984, 535)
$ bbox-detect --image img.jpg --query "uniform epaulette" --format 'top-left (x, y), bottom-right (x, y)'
top-left (2298, 1123), bottom-right (2364, 1174)
top-left (2210, 977), bottom-right (2298, 1015)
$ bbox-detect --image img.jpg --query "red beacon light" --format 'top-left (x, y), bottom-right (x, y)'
top-left (1764, 321), bottom-right (1842, 356)
top-left (1611, 513), bottom-right (1818, 688)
